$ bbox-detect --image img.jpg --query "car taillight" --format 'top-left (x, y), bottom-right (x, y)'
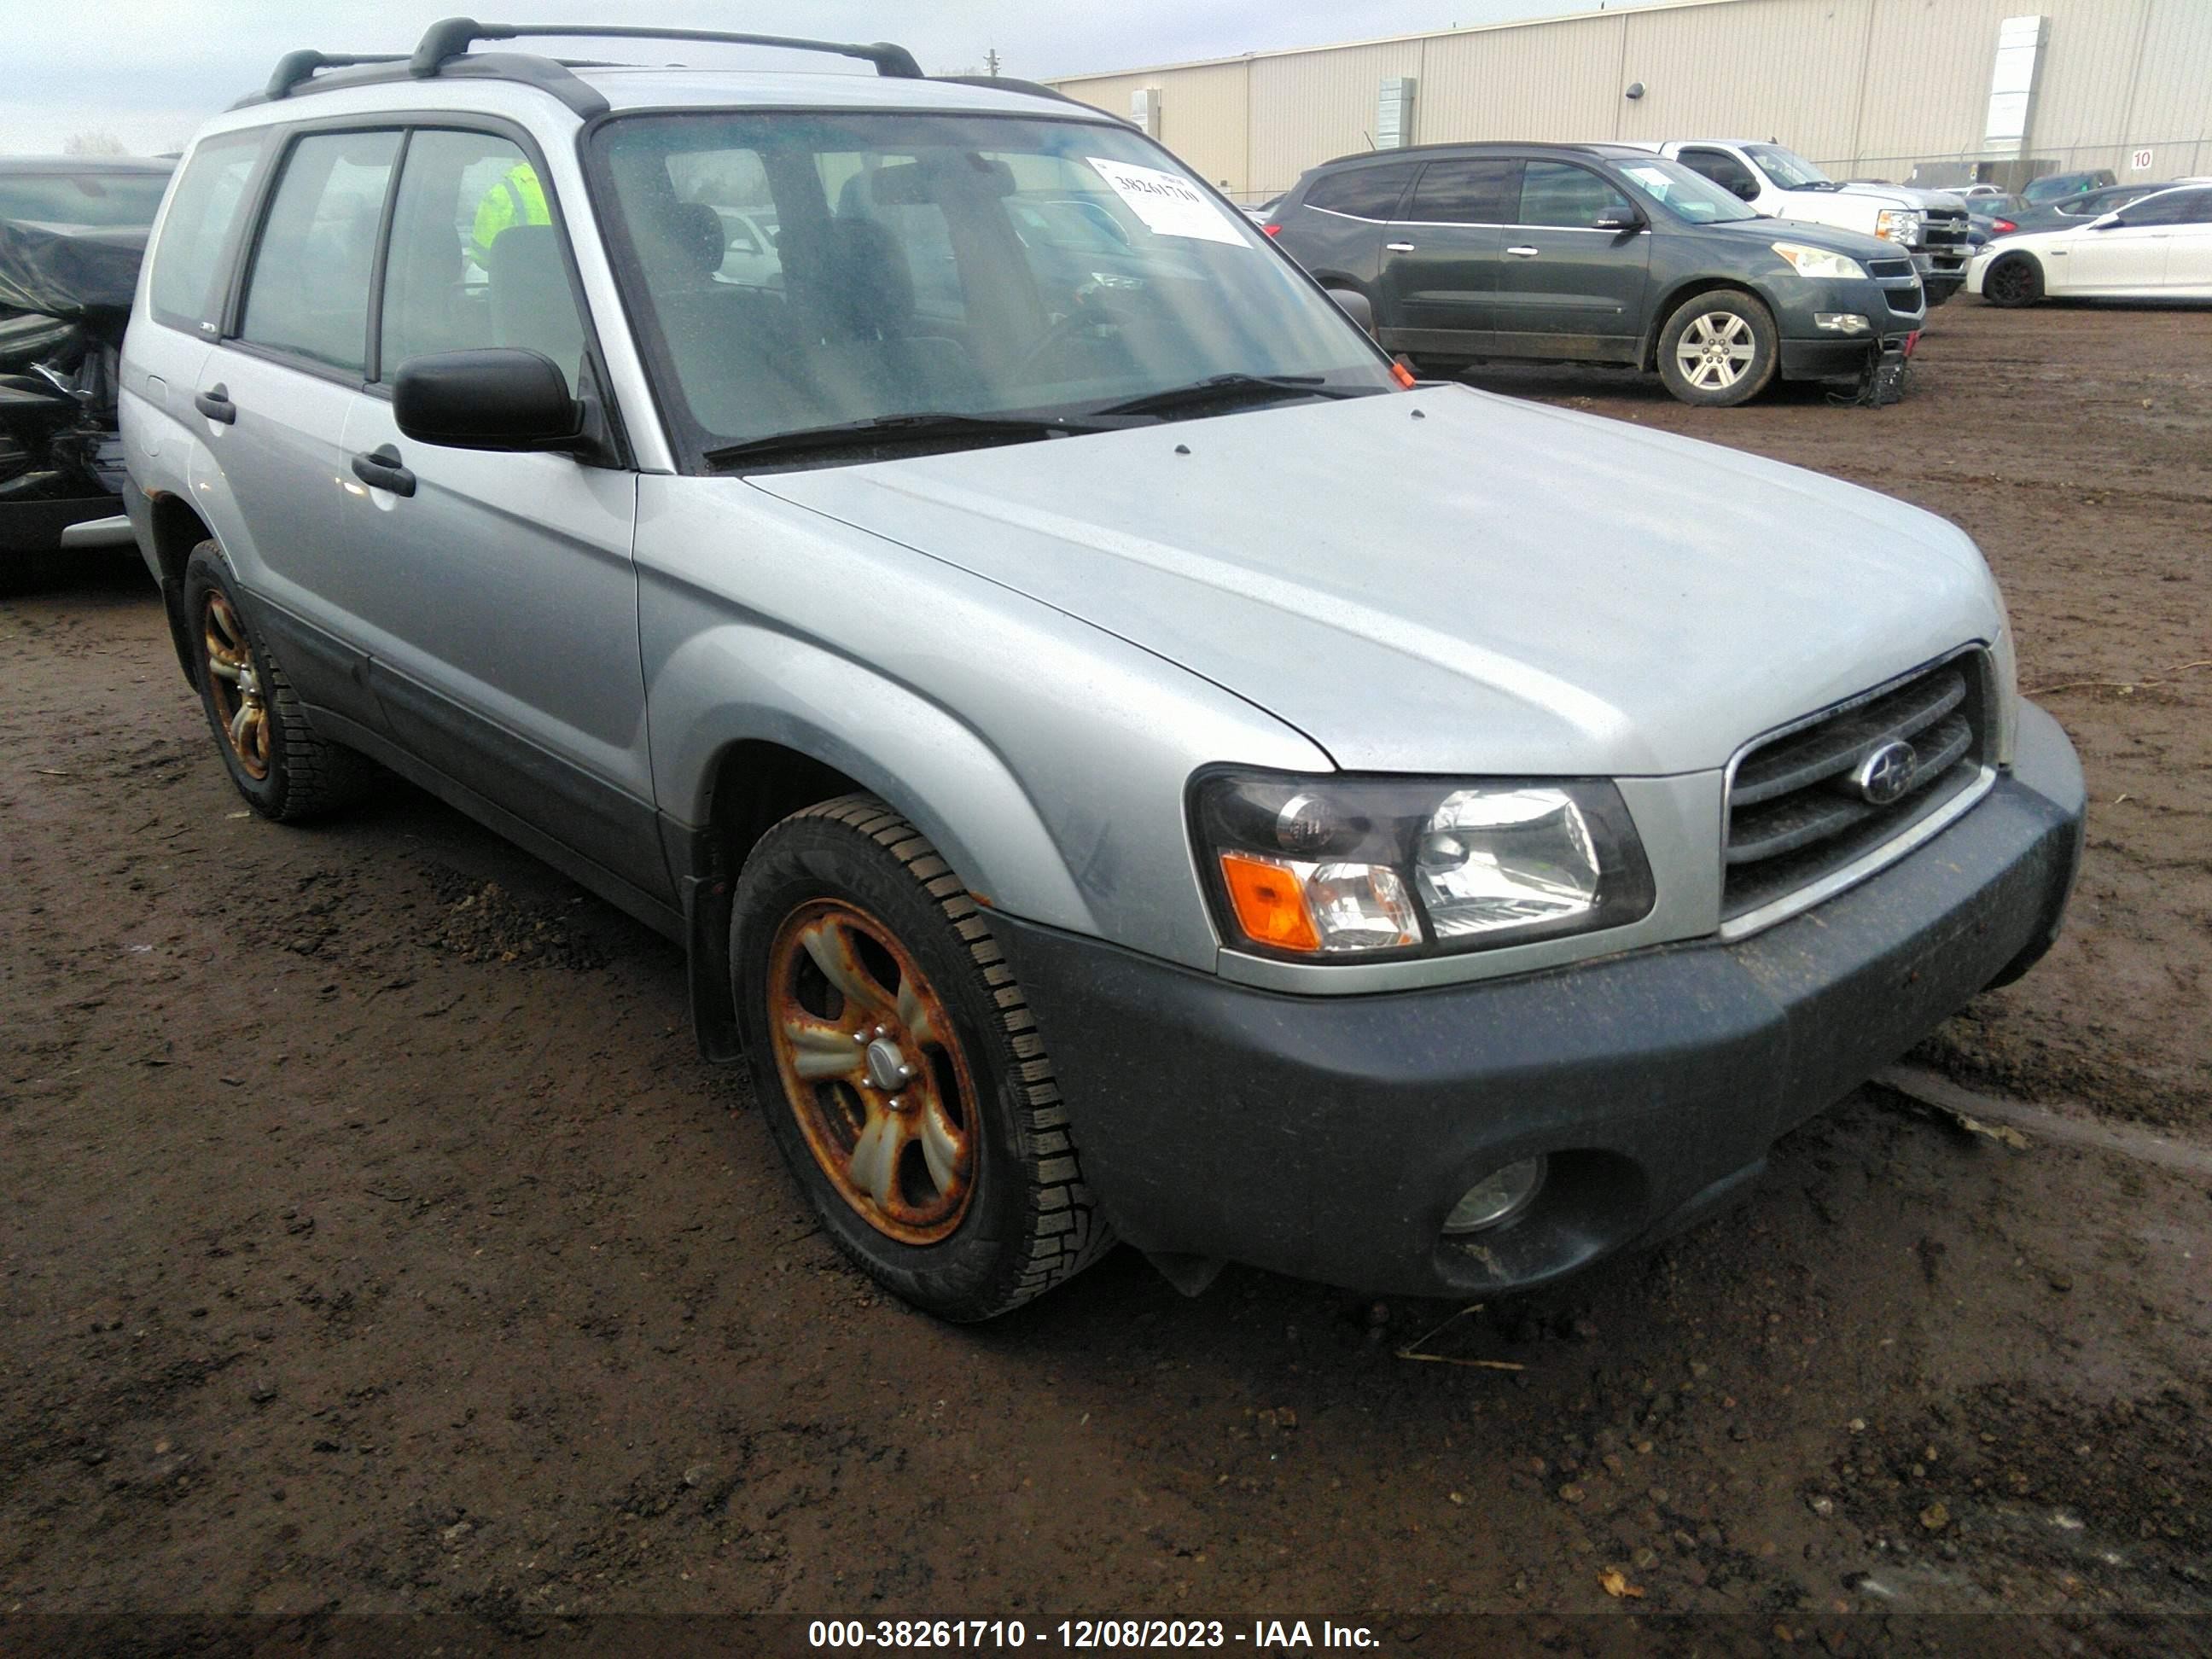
top-left (1262, 222), bottom-right (1281, 236)
top-left (1993, 218), bottom-right (2016, 233)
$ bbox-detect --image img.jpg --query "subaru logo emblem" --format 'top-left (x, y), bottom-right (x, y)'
top-left (1854, 740), bottom-right (1918, 806)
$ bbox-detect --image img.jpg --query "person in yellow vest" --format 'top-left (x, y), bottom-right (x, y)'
top-left (470, 160), bottom-right (550, 265)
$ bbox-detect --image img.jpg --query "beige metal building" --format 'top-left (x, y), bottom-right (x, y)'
top-left (1047, 0), bottom-right (2212, 204)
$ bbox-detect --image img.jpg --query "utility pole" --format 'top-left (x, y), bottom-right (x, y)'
top-left (985, 48), bottom-right (1000, 77)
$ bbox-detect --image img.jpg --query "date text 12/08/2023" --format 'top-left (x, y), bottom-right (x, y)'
top-left (806, 1619), bottom-right (1382, 1651)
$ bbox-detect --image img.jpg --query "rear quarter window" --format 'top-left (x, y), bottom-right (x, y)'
top-left (147, 133), bottom-right (263, 334)
top-left (1304, 163), bottom-right (1418, 222)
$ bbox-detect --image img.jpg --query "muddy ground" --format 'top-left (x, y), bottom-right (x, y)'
top-left (3, 302), bottom-right (2208, 1654)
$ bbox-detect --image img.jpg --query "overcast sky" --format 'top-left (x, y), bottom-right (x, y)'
top-left (2, 0), bottom-right (1614, 155)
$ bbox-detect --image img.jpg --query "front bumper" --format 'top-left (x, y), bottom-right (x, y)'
top-left (996, 702), bottom-right (2084, 1299)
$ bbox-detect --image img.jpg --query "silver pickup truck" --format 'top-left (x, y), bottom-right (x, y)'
top-left (121, 22), bottom-right (2084, 1320)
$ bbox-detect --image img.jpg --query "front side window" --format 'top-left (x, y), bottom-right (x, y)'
top-left (1406, 159), bottom-right (1520, 225)
top-left (378, 128), bottom-right (588, 387)
top-left (592, 112), bottom-right (1394, 462)
top-left (1516, 162), bottom-right (1634, 229)
top-left (147, 137), bottom-right (258, 331)
top-left (1676, 147), bottom-right (1758, 198)
top-left (2115, 188), bottom-right (2212, 228)
top-left (238, 131), bottom-right (401, 375)
top-left (1303, 162), bottom-right (1419, 222)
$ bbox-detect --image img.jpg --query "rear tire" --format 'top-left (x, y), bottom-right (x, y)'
top-left (182, 541), bottom-right (371, 821)
top-left (1981, 253), bottom-right (2044, 308)
top-left (1656, 290), bottom-right (1778, 407)
top-left (731, 795), bottom-right (1114, 1321)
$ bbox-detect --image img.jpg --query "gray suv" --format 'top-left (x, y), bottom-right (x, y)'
top-left (1267, 143), bottom-right (1924, 405)
top-left (123, 21), bottom-right (2084, 1321)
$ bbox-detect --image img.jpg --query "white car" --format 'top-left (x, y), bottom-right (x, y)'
top-left (1970, 183), bottom-right (2212, 305)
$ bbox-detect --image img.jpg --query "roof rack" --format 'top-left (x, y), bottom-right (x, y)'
top-left (408, 18), bottom-right (924, 81)
top-left (265, 50), bottom-right (406, 102)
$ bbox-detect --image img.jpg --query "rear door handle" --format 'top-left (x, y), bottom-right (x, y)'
top-left (193, 384), bottom-right (236, 423)
top-left (350, 444), bottom-right (416, 498)
top-left (1384, 241), bottom-right (1416, 252)
top-left (1505, 245), bottom-right (1540, 257)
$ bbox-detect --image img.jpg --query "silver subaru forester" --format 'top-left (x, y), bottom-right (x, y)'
top-left (122, 20), bottom-right (2085, 1320)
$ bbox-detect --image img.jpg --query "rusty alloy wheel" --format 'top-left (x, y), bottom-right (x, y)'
top-left (200, 590), bottom-right (271, 780)
top-left (765, 897), bottom-right (978, 1245)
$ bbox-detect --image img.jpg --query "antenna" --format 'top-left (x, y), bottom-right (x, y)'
top-left (985, 48), bottom-right (1000, 77)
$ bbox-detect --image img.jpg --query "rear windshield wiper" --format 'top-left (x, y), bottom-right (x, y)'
top-left (1091, 373), bottom-right (1371, 420)
top-left (701, 411), bottom-right (1110, 471)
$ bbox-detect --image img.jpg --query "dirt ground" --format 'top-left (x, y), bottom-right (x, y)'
top-left (3, 301), bottom-right (2209, 1655)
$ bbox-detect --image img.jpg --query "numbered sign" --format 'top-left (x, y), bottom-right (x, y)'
top-left (2130, 148), bottom-right (2154, 172)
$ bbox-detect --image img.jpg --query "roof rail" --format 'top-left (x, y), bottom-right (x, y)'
top-left (264, 49), bottom-right (406, 102)
top-left (408, 17), bottom-right (925, 80)
top-left (930, 74), bottom-right (1083, 108)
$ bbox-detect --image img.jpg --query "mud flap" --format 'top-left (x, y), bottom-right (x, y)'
top-left (683, 873), bottom-right (743, 1062)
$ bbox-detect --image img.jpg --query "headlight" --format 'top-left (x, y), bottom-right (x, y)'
top-left (1874, 208), bottom-right (1923, 244)
top-left (1770, 241), bottom-right (1869, 280)
top-left (1192, 771), bottom-right (1656, 959)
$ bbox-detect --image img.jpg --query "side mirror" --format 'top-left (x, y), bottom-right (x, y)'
top-left (1328, 286), bottom-right (1377, 339)
top-left (1732, 178), bottom-right (1761, 201)
top-left (393, 348), bottom-right (584, 451)
top-left (1593, 206), bottom-right (1646, 232)
top-left (2089, 212), bottom-right (2126, 230)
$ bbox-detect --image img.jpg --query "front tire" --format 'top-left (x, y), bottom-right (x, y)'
top-left (1656, 290), bottom-right (1778, 407)
top-left (1981, 253), bottom-right (2044, 308)
top-left (182, 541), bottom-right (370, 821)
top-left (731, 795), bottom-right (1114, 1321)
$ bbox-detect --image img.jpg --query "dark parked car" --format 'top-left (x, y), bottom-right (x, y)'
top-left (2018, 169), bottom-right (2116, 206)
top-left (0, 156), bottom-right (174, 581)
top-left (1991, 181), bottom-right (2171, 240)
top-left (1266, 142), bottom-right (1923, 406)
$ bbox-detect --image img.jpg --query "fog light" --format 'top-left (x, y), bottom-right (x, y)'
top-left (1815, 312), bottom-right (1871, 334)
top-left (1442, 1156), bottom-right (1546, 1234)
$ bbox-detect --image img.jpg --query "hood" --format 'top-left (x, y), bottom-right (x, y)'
top-left (1838, 182), bottom-right (1965, 212)
top-left (1705, 213), bottom-right (1897, 262)
top-left (750, 387), bottom-right (2001, 777)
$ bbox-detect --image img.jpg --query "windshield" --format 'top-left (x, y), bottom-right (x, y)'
top-left (0, 170), bottom-right (171, 229)
top-left (1614, 158), bottom-right (1760, 224)
top-left (590, 112), bottom-right (1393, 461)
top-left (1743, 145), bottom-right (1833, 190)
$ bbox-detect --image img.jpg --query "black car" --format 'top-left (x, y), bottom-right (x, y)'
top-left (0, 156), bottom-right (174, 580)
top-left (1993, 181), bottom-right (2172, 239)
top-left (1266, 142), bottom-right (1924, 406)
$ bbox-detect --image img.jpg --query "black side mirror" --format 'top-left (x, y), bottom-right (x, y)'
top-left (1593, 206), bottom-right (1646, 232)
top-left (1732, 178), bottom-right (1761, 201)
top-left (393, 348), bottom-right (584, 451)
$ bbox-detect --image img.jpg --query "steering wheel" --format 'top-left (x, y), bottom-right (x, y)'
top-left (1014, 300), bottom-right (1138, 379)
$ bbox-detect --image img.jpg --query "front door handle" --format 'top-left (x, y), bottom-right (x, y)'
top-left (193, 384), bottom-right (236, 423)
top-left (1505, 245), bottom-right (1540, 257)
top-left (350, 444), bottom-right (416, 498)
top-left (1384, 241), bottom-right (1416, 252)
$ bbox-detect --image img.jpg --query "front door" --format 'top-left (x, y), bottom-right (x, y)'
top-left (1489, 161), bottom-right (1650, 361)
top-left (2064, 212), bottom-right (2171, 293)
top-left (1377, 157), bottom-right (1520, 358)
top-left (340, 126), bottom-right (661, 898)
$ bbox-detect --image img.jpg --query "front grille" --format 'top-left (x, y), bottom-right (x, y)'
top-left (1868, 257), bottom-right (1916, 279)
top-left (1722, 654), bottom-right (1989, 920)
top-left (1883, 281), bottom-right (1925, 317)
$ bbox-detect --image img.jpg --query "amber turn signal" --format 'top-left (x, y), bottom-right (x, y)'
top-left (1218, 852), bottom-right (1320, 952)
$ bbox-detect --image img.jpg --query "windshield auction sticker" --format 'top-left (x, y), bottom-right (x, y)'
top-left (1084, 157), bottom-right (1247, 244)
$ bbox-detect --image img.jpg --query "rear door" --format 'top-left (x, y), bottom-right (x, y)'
top-left (197, 126), bottom-right (404, 720)
top-left (1377, 157), bottom-right (1520, 356)
top-left (2157, 189), bottom-right (2212, 294)
top-left (1278, 159), bottom-right (1417, 297)
top-left (1490, 160), bottom-right (1650, 361)
top-left (340, 125), bottom-right (661, 899)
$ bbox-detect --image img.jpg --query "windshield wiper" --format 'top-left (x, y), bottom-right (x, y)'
top-left (702, 411), bottom-right (1109, 471)
top-left (1091, 372), bottom-right (1369, 419)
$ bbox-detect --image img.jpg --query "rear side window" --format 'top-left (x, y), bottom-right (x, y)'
top-left (377, 129), bottom-right (588, 387)
top-left (1304, 162), bottom-right (1417, 222)
top-left (238, 131), bottom-right (402, 375)
top-left (2120, 188), bottom-right (2212, 227)
top-left (1406, 159), bottom-right (1521, 224)
top-left (1516, 161), bottom-right (1634, 229)
top-left (147, 135), bottom-right (261, 333)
